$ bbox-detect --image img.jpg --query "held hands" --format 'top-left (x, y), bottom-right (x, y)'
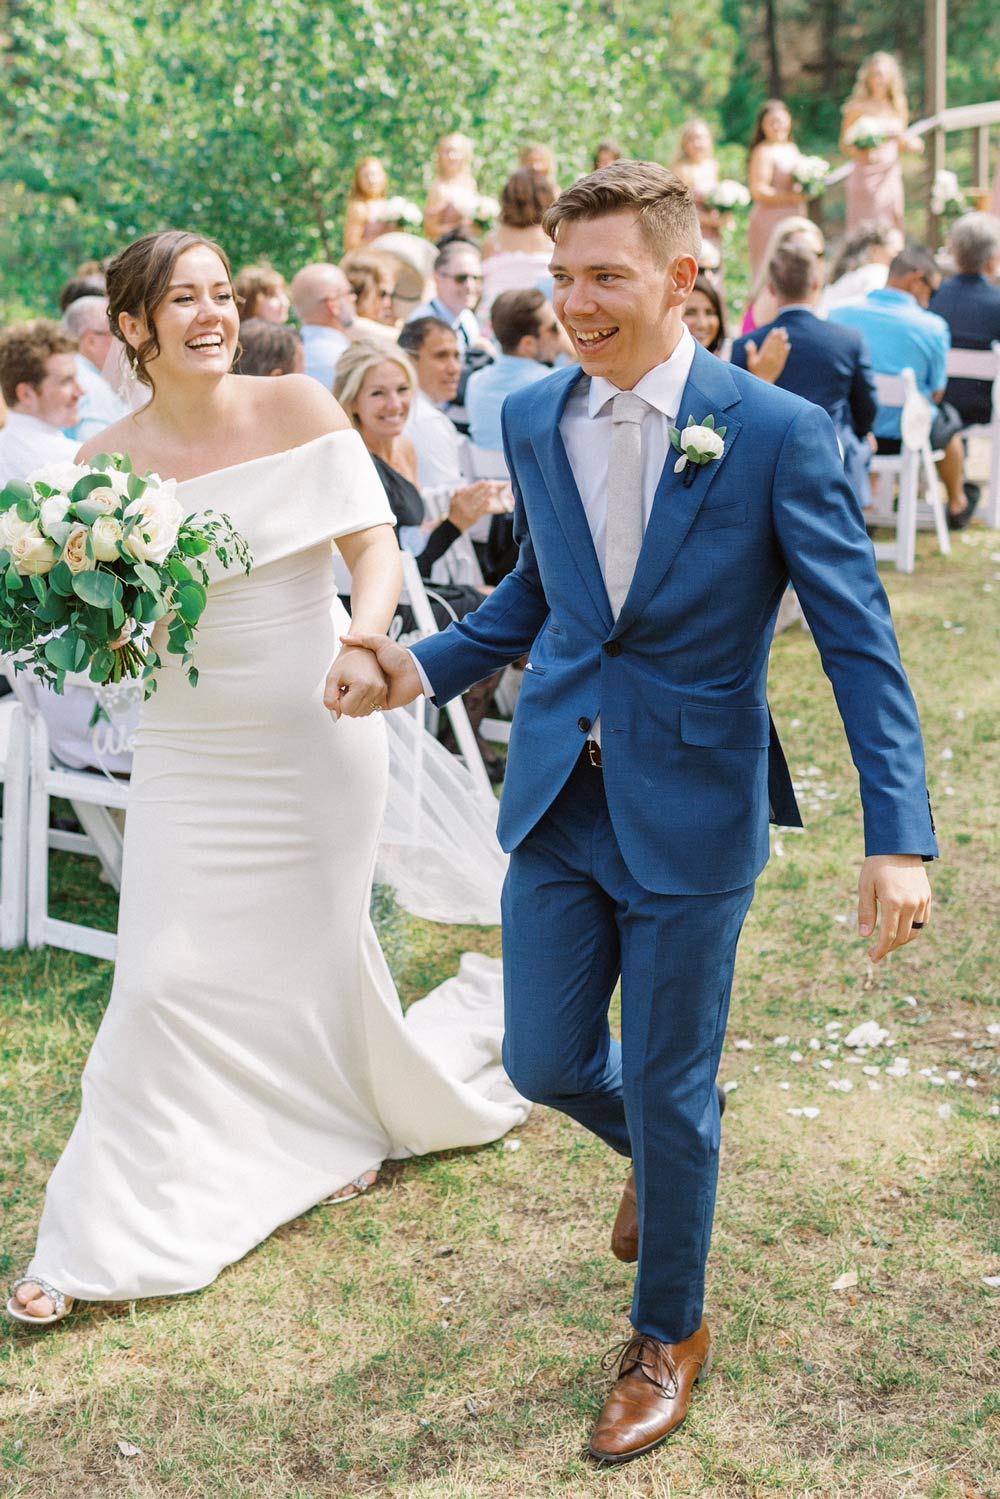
top-left (858, 855), bottom-right (932, 963)
top-left (338, 634), bottom-right (424, 710)
top-left (323, 645), bottom-right (389, 719)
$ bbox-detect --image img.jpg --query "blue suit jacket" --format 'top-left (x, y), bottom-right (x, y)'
top-left (730, 308), bottom-right (877, 511)
top-left (412, 343), bottom-right (937, 895)
top-left (930, 273), bottom-right (1000, 425)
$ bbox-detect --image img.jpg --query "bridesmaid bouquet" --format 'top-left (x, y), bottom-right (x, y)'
top-left (930, 170), bottom-right (967, 219)
top-left (844, 116), bottom-right (892, 152)
top-left (793, 156), bottom-right (832, 199)
top-left (0, 453), bottom-right (251, 695)
top-left (383, 196), bottom-right (423, 231)
top-left (707, 179), bottom-right (751, 212)
top-left (472, 194), bottom-right (501, 232)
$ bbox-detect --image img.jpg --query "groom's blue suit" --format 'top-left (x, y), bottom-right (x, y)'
top-left (412, 342), bottom-right (936, 1343)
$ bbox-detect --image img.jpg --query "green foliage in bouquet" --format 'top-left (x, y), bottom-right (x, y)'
top-left (0, 453), bottom-right (251, 696)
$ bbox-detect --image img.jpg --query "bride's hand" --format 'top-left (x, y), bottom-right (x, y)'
top-left (324, 645), bottom-right (388, 719)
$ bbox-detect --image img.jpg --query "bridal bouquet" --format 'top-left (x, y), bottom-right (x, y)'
top-left (793, 155), bottom-right (832, 199)
top-left (930, 169), bottom-right (966, 218)
top-left (706, 179), bottom-right (751, 212)
top-left (0, 454), bottom-right (251, 695)
top-left (383, 196), bottom-right (423, 231)
top-left (844, 116), bottom-right (893, 152)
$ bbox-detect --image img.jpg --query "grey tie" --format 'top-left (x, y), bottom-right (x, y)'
top-left (604, 391), bottom-right (647, 618)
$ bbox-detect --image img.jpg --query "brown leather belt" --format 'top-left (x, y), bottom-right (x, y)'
top-left (584, 739), bottom-right (603, 769)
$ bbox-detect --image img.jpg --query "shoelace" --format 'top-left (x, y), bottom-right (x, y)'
top-left (600, 1334), bottom-right (680, 1400)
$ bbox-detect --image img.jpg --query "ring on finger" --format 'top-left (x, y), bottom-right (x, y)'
top-left (910, 920), bottom-right (925, 930)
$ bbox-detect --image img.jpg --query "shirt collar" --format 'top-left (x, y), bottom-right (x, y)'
top-left (868, 287), bottom-right (918, 308)
top-left (587, 326), bottom-right (697, 421)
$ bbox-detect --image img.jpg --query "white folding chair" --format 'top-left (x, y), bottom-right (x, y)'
top-left (946, 341), bottom-right (1000, 528)
top-left (6, 670), bottom-right (130, 961)
top-left (333, 550), bottom-right (493, 795)
top-left (868, 369), bottom-right (951, 573)
top-left (0, 694), bottom-right (29, 948)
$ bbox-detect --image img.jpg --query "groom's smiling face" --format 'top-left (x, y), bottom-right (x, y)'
top-left (550, 210), bottom-right (696, 390)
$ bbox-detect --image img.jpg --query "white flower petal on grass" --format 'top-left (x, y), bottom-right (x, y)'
top-left (946, 1070), bottom-right (962, 1081)
top-left (790, 1050), bottom-right (803, 1063)
top-left (989, 1105), bottom-right (1000, 1117)
top-left (828, 1079), bottom-right (854, 1092)
top-left (862, 1065), bottom-right (881, 1076)
top-left (787, 1106), bottom-right (820, 1119)
top-left (966, 1078), bottom-right (979, 1089)
top-left (830, 1270), bottom-right (858, 1292)
top-left (819, 1059), bottom-right (834, 1070)
top-left (940, 747), bottom-right (954, 760)
top-left (116, 1440), bottom-right (141, 1458)
top-left (722, 1080), bottom-right (739, 1093)
top-left (987, 1024), bottom-right (1000, 1037)
top-left (902, 996), bottom-right (918, 1008)
top-left (502, 1139), bottom-right (522, 1151)
top-left (845, 1020), bottom-right (890, 1049)
top-left (733, 1039), bottom-right (753, 1051)
top-left (774, 1035), bottom-right (790, 1047)
top-left (982, 1275), bottom-right (1000, 1288)
top-left (938, 1104), bottom-right (952, 1120)
top-left (778, 1081), bottom-right (791, 1091)
top-left (809, 1038), bottom-right (822, 1052)
top-left (867, 1081), bottom-right (883, 1092)
top-left (826, 1022), bottom-right (843, 1033)
top-left (885, 1058), bottom-right (910, 1078)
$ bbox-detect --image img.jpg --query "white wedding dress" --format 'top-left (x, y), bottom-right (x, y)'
top-left (26, 430), bottom-right (527, 1302)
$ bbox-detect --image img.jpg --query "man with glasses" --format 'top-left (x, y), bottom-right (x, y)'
top-left (409, 240), bottom-right (489, 356)
top-left (829, 244), bottom-right (976, 528)
top-left (466, 289), bottom-right (573, 450)
top-left (289, 262), bottom-right (358, 390)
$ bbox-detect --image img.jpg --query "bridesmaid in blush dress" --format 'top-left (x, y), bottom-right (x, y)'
top-left (747, 100), bottom-right (807, 281)
top-left (841, 52), bottom-right (924, 233)
top-left (8, 229), bottom-right (527, 1327)
top-left (673, 120), bottom-right (724, 271)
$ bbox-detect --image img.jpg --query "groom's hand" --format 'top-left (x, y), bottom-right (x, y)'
top-left (858, 854), bottom-right (932, 963)
top-left (340, 634), bottom-right (424, 709)
top-left (324, 645), bottom-right (388, 719)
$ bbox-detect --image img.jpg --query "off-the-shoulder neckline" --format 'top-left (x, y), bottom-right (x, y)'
top-left (176, 427), bottom-right (356, 487)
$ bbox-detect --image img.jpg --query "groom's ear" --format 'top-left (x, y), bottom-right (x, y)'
top-left (668, 254), bottom-right (699, 304)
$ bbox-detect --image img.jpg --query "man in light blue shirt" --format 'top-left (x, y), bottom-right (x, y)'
top-left (289, 263), bottom-right (357, 389)
top-left (61, 296), bottom-right (128, 443)
top-left (466, 289), bottom-right (570, 450)
top-left (829, 244), bottom-right (975, 527)
top-left (409, 241), bottom-right (488, 356)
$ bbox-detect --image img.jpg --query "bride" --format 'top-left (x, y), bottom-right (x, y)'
top-left (8, 229), bottom-right (527, 1326)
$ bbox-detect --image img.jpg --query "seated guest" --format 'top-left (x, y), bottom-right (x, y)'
top-left (409, 240), bottom-right (488, 356)
top-left (340, 251), bottom-right (399, 333)
top-left (930, 212), bottom-right (1000, 426)
top-left (593, 140), bottom-right (624, 171)
top-left (819, 222), bottom-right (903, 315)
top-left (62, 295), bottom-right (128, 442)
top-left (234, 265), bottom-right (290, 323)
top-left (682, 274), bottom-right (727, 353)
top-left (333, 339), bottom-right (506, 778)
top-left (58, 274), bottom-right (106, 312)
top-left (479, 169), bottom-right (557, 318)
top-left (0, 320), bottom-right (81, 483)
top-left (236, 319), bottom-right (304, 377)
top-left (466, 289), bottom-right (566, 450)
top-left (732, 242), bottom-right (878, 509)
top-left (289, 262), bottom-right (357, 388)
top-left (829, 244), bottom-right (975, 528)
top-left (398, 316), bottom-right (513, 581)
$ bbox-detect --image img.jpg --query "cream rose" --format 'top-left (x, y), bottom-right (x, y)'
top-left (123, 489), bottom-right (184, 565)
top-left (0, 509), bottom-right (40, 549)
top-left (62, 522), bottom-right (97, 574)
top-left (9, 532), bottom-right (57, 576)
top-left (681, 425), bottom-right (725, 459)
top-left (28, 459), bottom-right (90, 494)
top-left (90, 515), bottom-right (124, 561)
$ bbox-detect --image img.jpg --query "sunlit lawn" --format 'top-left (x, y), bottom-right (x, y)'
top-left (1, 519), bottom-right (998, 1497)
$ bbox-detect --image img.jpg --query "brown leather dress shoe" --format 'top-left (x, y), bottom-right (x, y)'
top-left (588, 1322), bottom-right (712, 1465)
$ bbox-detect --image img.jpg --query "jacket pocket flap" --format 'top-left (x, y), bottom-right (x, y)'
top-left (680, 703), bottom-right (771, 749)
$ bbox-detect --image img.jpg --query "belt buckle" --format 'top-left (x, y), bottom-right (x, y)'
top-left (587, 739), bottom-right (602, 768)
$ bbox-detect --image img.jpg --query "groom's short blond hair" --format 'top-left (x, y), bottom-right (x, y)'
top-left (542, 162), bottom-right (701, 267)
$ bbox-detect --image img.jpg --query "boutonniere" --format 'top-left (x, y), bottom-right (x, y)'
top-left (669, 414), bottom-right (727, 487)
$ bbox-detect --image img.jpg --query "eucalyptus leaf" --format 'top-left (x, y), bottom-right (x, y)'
top-left (15, 497), bottom-right (39, 522)
top-left (74, 497), bottom-right (115, 526)
top-left (71, 569), bottom-right (118, 609)
top-left (70, 473), bottom-right (114, 504)
top-left (48, 561), bottom-right (76, 597)
top-left (0, 482), bottom-right (32, 508)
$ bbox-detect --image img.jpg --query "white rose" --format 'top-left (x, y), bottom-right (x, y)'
top-left (123, 489), bottom-right (184, 565)
top-left (40, 495), bottom-right (72, 535)
top-left (9, 532), bottom-right (57, 576)
top-left (79, 489), bottom-right (118, 516)
top-left (91, 515), bottom-right (124, 561)
top-left (0, 509), bottom-right (40, 549)
top-left (28, 459), bottom-right (90, 494)
top-left (682, 425), bottom-right (725, 458)
top-left (62, 522), bottom-right (97, 574)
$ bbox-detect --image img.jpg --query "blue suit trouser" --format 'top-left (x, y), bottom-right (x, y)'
top-left (501, 753), bottom-right (755, 1344)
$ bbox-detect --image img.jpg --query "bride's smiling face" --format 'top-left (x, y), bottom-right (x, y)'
top-left (121, 245), bottom-right (240, 383)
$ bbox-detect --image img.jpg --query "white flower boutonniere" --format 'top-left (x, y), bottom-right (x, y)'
top-left (669, 414), bottom-right (727, 487)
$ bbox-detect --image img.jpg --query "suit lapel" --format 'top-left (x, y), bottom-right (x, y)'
top-left (612, 346), bottom-right (744, 637)
top-left (529, 367), bottom-right (614, 630)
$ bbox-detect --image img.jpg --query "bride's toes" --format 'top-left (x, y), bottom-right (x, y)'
top-left (326, 1169), bottom-right (378, 1203)
top-left (15, 1283), bottom-right (55, 1318)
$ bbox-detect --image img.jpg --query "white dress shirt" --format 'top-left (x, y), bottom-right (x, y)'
top-left (411, 328), bottom-right (698, 710)
top-left (0, 411), bottom-right (78, 487)
top-left (405, 388), bottom-right (465, 489)
top-left (64, 354), bottom-right (129, 444)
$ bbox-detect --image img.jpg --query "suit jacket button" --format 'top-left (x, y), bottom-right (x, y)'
top-left (604, 641), bottom-right (622, 657)
top-left (578, 717), bottom-right (591, 733)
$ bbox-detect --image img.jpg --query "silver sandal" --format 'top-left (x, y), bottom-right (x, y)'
top-left (322, 1172), bottom-right (378, 1206)
top-left (7, 1276), bottom-right (76, 1327)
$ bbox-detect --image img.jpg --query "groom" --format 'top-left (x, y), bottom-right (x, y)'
top-left (342, 162), bottom-right (936, 1464)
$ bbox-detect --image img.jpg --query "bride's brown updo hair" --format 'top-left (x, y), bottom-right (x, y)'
top-left (106, 229), bottom-right (235, 389)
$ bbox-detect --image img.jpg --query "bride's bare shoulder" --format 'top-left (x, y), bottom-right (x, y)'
top-left (238, 373), bottom-right (352, 449)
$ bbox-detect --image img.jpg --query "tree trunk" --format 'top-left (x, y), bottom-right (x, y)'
top-left (763, 0), bottom-right (782, 98)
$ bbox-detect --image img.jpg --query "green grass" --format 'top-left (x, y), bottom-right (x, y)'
top-left (2, 517), bottom-right (999, 1497)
